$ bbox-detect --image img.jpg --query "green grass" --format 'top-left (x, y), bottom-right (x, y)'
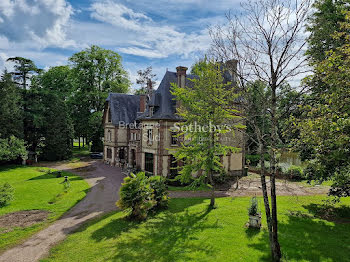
top-left (72, 143), bottom-right (91, 158)
top-left (44, 196), bottom-right (350, 262)
top-left (0, 165), bottom-right (90, 251)
top-left (298, 179), bottom-right (333, 188)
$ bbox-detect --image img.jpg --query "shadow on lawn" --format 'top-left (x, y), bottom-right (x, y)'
top-left (303, 203), bottom-right (350, 223)
top-left (28, 173), bottom-right (83, 181)
top-left (248, 206), bottom-right (350, 262)
top-left (90, 199), bottom-right (218, 261)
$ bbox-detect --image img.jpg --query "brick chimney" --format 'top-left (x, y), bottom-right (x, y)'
top-left (176, 66), bottom-right (188, 88)
top-left (225, 59), bottom-right (238, 83)
top-left (139, 94), bottom-right (146, 113)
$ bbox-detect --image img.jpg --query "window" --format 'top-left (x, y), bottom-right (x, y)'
top-left (149, 106), bottom-right (154, 117)
top-left (147, 129), bottom-right (153, 143)
top-left (130, 149), bottom-right (136, 167)
top-left (145, 153), bottom-right (154, 173)
top-left (107, 148), bottom-right (112, 159)
top-left (171, 132), bottom-right (177, 145)
top-left (107, 130), bottom-right (112, 142)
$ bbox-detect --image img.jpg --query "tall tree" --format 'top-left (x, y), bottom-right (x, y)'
top-left (171, 60), bottom-right (242, 207)
top-left (6, 57), bottom-right (41, 90)
top-left (38, 66), bottom-right (74, 160)
top-left (0, 71), bottom-right (23, 139)
top-left (41, 93), bottom-right (73, 161)
top-left (295, 11), bottom-right (350, 198)
top-left (306, 0), bottom-right (350, 63)
top-left (209, 0), bottom-right (311, 260)
top-left (6, 57), bottom-right (42, 155)
top-left (69, 45), bottom-right (130, 151)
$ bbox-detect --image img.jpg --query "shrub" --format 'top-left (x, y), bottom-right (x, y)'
top-left (287, 165), bottom-right (304, 180)
top-left (329, 165), bottom-right (350, 198)
top-left (117, 172), bottom-right (155, 220)
top-left (0, 182), bottom-right (14, 207)
top-left (212, 172), bottom-right (229, 185)
top-left (245, 154), bottom-right (270, 166)
top-left (149, 176), bottom-right (169, 208)
top-left (248, 196), bottom-right (259, 216)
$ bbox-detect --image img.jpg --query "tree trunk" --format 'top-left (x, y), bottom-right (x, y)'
top-left (258, 143), bottom-right (276, 260)
top-left (270, 151), bottom-right (281, 261)
top-left (208, 170), bottom-right (215, 207)
top-left (78, 137), bottom-right (80, 149)
top-left (270, 84), bottom-right (282, 262)
top-left (83, 137), bottom-right (85, 148)
top-left (209, 130), bottom-right (215, 208)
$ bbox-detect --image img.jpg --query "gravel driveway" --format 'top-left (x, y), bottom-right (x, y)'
top-left (0, 160), bottom-right (124, 262)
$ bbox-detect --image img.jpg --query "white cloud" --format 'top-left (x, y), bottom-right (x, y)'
top-left (90, 0), bottom-right (211, 59)
top-left (91, 0), bottom-right (150, 31)
top-left (0, 0), bottom-right (75, 49)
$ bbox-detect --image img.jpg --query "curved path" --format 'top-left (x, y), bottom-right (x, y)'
top-left (0, 160), bottom-right (124, 262)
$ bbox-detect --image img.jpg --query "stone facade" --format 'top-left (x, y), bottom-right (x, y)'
top-left (103, 65), bottom-right (244, 177)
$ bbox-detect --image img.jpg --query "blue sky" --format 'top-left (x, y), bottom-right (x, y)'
top-left (0, 0), bottom-right (241, 91)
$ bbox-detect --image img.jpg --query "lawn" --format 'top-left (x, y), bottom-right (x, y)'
top-left (44, 196), bottom-right (350, 262)
top-left (0, 165), bottom-right (90, 251)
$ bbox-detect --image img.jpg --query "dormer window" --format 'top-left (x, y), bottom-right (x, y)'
top-left (147, 129), bottom-right (153, 144)
top-left (149, 106), bottom-right (154, 117)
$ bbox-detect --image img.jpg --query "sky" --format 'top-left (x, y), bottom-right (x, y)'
top-left (0, 0), bottom-right (242, 91)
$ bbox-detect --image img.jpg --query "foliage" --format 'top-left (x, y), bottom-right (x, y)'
top-left (39, 66), bottom-right (73, 100)
top-left (41, 94), bottom-right (73, 161)
top-left (306, 0), bottom-right (350, 63)
top-left (5, 58), bottom-right (44, 154)
top-left (88, 111), bottom-right (104, 152)
top-left (117, 172), bottom-right (155, 220)
top-left (6, 57), bottom-right (41, 90)
top-left (244, 81), bottom-right (271, 153)
top-left (0, 183), bottom-right (14, 207)
top-left (245, 154), bottom-right (270, 166)
top-left (171, 60), bottom-right (242, 207)
top-left (212, 172), bottom-right (229, 185)
top-left (37, 66), bottom-right (74, 160)
top-left (286, 165), bottom-right (304, 181)
top-left (295, 11), bottom-right (350, 197)
top-left (135, 66), bottom-right (156, 94)
top-left (0, 136), bottom-right (27, 162)
top-left (69, 45), bottom-right (130, 151)
top-left (329, 165), bottom-right (350, 198)
top-left (248, 196), bottom-right (259, 216)
top-left (149, 176), bottom-right (169, 208)
top-left (0, 72), bottom-right (23, 139)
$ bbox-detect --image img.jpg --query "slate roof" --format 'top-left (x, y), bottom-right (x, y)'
top-left (107, 68), bottom-right (236, 124)
top-left (106, 93), bottom-right (140, 125)
top-left (137, 71), bottom-right (197, 121)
